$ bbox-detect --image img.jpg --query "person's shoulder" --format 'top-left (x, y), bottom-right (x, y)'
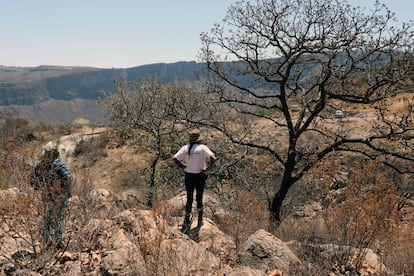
top-left (53, 159), bottom-right (64, 166)
top-left (53, 159), bottom-right (70, 170)
top-left (178, 144), bottom-right (189, 152)
top-left (199, 144), bottom-right (213, 151)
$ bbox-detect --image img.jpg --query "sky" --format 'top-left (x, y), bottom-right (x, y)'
top-left (0, 0), bottom-right (412, 69)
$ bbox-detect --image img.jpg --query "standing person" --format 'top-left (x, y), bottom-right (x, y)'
top-left (173, 129), bottom-right (216, 233)
top-left (31, 141), bottom-right (73, 249)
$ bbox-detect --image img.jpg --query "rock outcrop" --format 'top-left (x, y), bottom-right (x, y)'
top-left (0, 187), bottom-right (390, 275)
top-left (237, 229), bottom-right (301, 273)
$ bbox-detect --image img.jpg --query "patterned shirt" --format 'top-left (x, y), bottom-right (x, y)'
top-left (32, 159), bottom-right (73, 199)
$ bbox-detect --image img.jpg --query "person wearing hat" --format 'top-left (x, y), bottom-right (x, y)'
top-left (173, 129), bottom-right (216, 233)
top-left (31, 141), bottom-right (73, 249)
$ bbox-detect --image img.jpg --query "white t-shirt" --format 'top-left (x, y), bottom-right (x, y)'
top-left (174, 144), bottom-right (216, 174)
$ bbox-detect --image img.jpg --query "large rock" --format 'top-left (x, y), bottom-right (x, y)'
top-left (113, 208), bottom-right (230, 275)
top-left (157, 238), bottom-right (221, 275)
top-left (100, 229), bottom-right (147, 275)
top-left (196, 218), bottom-right (237, 264)
top-left (361, 248), bottom-right (388, 275)
top-left (238, 229), bottom-right (301, 274)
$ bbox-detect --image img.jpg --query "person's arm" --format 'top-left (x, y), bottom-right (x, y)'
top-left (173, 145), bottom-right (187, 170)
top-left (206, 156), bottom-right (216, 171)
top-left (173, 157), bottom-right (186, 169)
top-left (203, 156), bottom-right (216, 174)
top-left (54, 160), bottom-right (73, 197)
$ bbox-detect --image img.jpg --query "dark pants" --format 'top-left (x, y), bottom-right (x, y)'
top-left (43, 198), bottom-right (67, 248)
top-left (184, 173), bottom-right (206, 214)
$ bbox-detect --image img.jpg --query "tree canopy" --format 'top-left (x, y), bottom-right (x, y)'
top-left (199, 0), bottom-right (414, 222)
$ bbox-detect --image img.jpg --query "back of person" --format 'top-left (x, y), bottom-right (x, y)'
top-left (32, 158), bottom-right (72, 201)
top-left (52, 159), bottom-right (73, 198)
top-left (173, 129), bottom-right (216, 232)
top-left (31, 141), bottom-right (73, 249)
top-left (181, 143), bottom-right (213, 174)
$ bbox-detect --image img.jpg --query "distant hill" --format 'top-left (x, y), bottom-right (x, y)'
top-left (0, 51), bottom-right (399, 124)
top-left (0, 62), bottom-right (206, 123)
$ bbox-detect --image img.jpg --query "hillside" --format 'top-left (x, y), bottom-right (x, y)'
top-left (0, 52), bottom-right (402, 124)
top-left (1, 122), bottom-right (413, 275)
top-left (0, 98), bottom-right (107, 123)
top-left (0, 62), bottom-right (204, 123)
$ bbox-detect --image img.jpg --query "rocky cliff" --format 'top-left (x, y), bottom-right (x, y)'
top-left (0, 62), bottom-right (203, 123)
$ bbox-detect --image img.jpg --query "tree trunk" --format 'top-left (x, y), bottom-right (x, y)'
top-left (147, 137), bottom-right (161, 207)
top-left (270, 174), bottom-right (294, 223)
top-left (147, 155), bottom-right (158, 207)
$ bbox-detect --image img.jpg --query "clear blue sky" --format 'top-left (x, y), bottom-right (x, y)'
top-left (0, 0), bottom-right (412, 68)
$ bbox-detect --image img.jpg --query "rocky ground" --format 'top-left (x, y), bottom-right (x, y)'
top-left (2, 97), bottom-right (413, 275)
top-left (0, 186), bottom-right (392, 275)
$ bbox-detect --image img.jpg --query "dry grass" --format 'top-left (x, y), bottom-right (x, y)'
top-left (219, 192), bottom-right (270, 251)
top-left (1, 91), bottom-right (414, 275)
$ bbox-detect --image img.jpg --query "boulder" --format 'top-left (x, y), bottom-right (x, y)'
top-left (100, 229), bottom-right (147, 275)
top-left (238, 229), bottom-right (301, 274)
top-left (196, 218), bottom-right (237, 264)
top-left (156, 238), bottom-right (222, 275)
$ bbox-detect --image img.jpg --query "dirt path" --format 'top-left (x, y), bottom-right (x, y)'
top-left (58, 127), bottom-right (108, 165)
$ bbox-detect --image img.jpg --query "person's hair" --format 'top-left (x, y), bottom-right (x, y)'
top-left (188, 142), bottom-right (196, 156)
top-left (46, 148), bottom-right (59, 159)
top-left (42, 141), bottom-right (59, 159)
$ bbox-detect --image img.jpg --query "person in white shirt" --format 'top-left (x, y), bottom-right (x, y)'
top-left (173, 129), bottom-right (216, 232)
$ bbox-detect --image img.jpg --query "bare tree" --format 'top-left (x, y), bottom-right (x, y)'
top-left (101, 76), bottom-right (203, 206)
top-left (199, 0), bottom-right (414, 222)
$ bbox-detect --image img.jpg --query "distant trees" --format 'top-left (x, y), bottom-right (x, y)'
top-left (199, 0), bottom-right (414, 222)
